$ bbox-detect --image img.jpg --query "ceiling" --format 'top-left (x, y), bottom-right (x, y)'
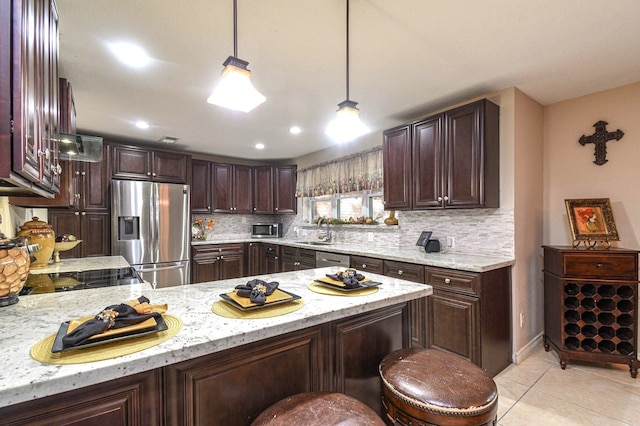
top-left (57, 0), bottom-right (640, 161)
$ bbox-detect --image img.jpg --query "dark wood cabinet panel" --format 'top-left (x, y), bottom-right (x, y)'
top-left (274, 166), bottom-right (297, 214)
top-left (350, 255), bottom-right (384, 274)
top-left (111, 144), bottom-right (188, 183)
top-left (0, 369), bottom-right (163, 426)
top-left (234, 165), bottom-right (253, 214)
top-left (252, 165), bottom-right (274, 214)
top-left (384, 260), bottom-right (425, 283)
top-left (191, 159), bottom-right (211, 213)
top-left (281, 246), bottom-right (315, 271)
top-left (428, 289), bottom-right (479, 361)
top-left (1, 0), bottom-right (61, 197)
top-left (212, 163), bottom-right (252, 213)
top-left (49, 210), bottom-right (110, 258)
top-left (264, 243), bottom-right (280, 273)
top-left (382, 125), bottom-right (412, 210)
top-left (247, 242), bottom-right (264, 276)
top-left (542, 246), bottom-right (639, 377)
top-left (383, 99), bottom-right (499, 210)
top-left (165, 326), bottom-right (325, 426)
top-left (192, 243), bottom-right (245, 283)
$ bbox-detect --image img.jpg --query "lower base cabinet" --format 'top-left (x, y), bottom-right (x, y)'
top-left (48, 210), bottom-right (110, 258)
top-left (0, 304), bottom-right (408, 426)
top-left (0, 370), bottom-right (162, 426)
top-left (192, 243), bottom-right (245, 283)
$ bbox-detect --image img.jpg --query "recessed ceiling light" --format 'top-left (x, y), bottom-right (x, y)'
top-left (108, 42), bottom-right (151, 68)
top-left (255, 143), bottom-right (265, 150)
top-left (135, 121), bottom-right (150, 129)
top-left (289, 126), bottom-right (302, 134)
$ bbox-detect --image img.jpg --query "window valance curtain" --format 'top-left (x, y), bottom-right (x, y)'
top-left (296, 147), bottom-right (383, 197)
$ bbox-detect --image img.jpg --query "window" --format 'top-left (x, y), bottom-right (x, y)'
top-left (310, 190), bottom-right (384, 223)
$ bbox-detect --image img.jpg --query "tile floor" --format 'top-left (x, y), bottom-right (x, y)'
top-left (494, 345), bottom-right (640, 425)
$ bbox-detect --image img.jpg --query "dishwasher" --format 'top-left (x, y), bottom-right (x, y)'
top-left (316, 251), bottom-right (351, 268)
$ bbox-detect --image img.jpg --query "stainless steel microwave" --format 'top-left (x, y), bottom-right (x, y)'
top-left (251, 223), bottom-right (283, 238)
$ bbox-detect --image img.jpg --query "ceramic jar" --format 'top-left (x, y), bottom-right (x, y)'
top-left (0, 239), bottom-right (30, 306)
top-left (18, 217), bottom-right (55, 268)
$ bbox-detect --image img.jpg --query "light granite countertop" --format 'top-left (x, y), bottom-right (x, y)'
top-left (0, 267), bottom-right (430, 408)
top-left (191, 238), bottom-right (514, 272)
top-left (28, 255), bottom-right (131, 275)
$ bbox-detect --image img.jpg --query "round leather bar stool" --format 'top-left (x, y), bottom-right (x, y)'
top-left (251, 392), bottom-right (385, 426)
top-left (379, 348), bottom-right (498, 426)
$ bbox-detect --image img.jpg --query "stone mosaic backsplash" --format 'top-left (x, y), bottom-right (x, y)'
top-left (192, 207), bottom-right (514, 258)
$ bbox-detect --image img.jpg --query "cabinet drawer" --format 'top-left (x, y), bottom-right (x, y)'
top-left (281, 246), bottom-right (297, 258)
top-left (192, 243), bottom-right (243, 259)
top-left (384, 261), bottom-right (425, 283)
top-left (562, 253), bottom-right (638, 280)
top-left (426, 267), bottom-right (480, 296)
top-left (351, 256), bottom-right (384, 274)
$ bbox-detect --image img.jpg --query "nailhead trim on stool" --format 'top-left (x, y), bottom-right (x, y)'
top-left (379, 348), bottom-right (498, 425)
top-left (251, 392), bottom-right (386, 426)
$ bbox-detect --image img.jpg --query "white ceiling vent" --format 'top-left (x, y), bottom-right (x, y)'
top-left (159, 136), bottom-right (179, 144)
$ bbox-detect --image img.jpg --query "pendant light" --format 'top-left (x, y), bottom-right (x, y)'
top-left (207, 0), bottom-right (266, 112)
top-left (325, 0), bottom-right (370, 143)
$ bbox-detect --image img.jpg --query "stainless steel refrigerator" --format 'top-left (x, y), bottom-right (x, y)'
top-left (111, 180), bottom-right (190, 288)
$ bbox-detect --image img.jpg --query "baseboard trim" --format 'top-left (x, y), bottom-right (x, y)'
top-left (513, 332), bottom-right (544, 364)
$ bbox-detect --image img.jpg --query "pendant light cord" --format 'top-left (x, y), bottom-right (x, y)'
top-left (345, 0), bottom-right (350, 101)
top-left (233, 0), bottom-right (238, 58)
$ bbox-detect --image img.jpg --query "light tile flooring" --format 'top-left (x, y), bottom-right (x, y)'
top-left (494, 345), bottom-right (640, 425)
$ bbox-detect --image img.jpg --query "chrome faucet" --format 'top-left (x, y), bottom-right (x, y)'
top-left (317, 217), bottom-right (332, 242)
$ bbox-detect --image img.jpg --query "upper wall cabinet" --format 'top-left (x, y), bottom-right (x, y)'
top-left (191, 159), bottom-right (212, 214)
top-left (383, 99), bottom-right (500, 210)
top-left (274, 166), bottom-right (297, 214)
top-left (252, 166), bottom-right (274, 215)
top-left (1, 0), bottom-right (61, 197)
top-left (111, 144), bottom-right (190, 184)
top-left (212, 163), bottom-right (252, 214)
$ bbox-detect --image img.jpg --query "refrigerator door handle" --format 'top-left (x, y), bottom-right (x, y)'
top-left (137, 264), bottom-right (186, 273)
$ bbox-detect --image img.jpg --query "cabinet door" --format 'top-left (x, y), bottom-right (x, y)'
top-left (219, 252), bottom-right (245, 280)
top-left (192, 255), bottom-right (218, 283)
top-left (111, 145), bottom-right (152, 180)
top-left (247, 242), bottom-right (264, 276)
top-left (413, 116), bottom-right (444, 209)
top-left (428, 289), bottom-right (480, 364)
top-left (265, 244), bottom-right (280, 273)
top-left (253, 166), bottom-right (274, 214)
top-left (274, 166), bottom-right (296, 214)
top-left (81, 212), bottom-right (110, 257)
top-left (212, 163), bottom-right (233, 213)
top-left (191, 160), bottom-right (211, 213)
top-left (234, 164), bottom-right (253, 214)
top-left (153, 150), bottom-right (188, 184)
top-left (382, 125), bottom-right (412, 210)
top-left (384, 260), bottom-right (425, 283)
top-left (77, 145), bottom-right (109, 211)
top-left (48, 210), bottom-right (82, 259)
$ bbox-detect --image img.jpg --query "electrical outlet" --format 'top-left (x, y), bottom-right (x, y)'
top-left (367, 232), bottom-right (374, 242)
top-left (241, 216), bottom-right (247, 224)
top-left (519, 312), bottom-right (525, 328)
top-left (446, 236), bottom-right (454, 248)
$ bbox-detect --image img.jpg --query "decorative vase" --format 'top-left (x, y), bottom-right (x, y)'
top-left (384, 210), bottom-right (398, 226)
top-left (18, 217), bottom-right (55, 268)
top-left (0, 239), bottom-right (30, 306)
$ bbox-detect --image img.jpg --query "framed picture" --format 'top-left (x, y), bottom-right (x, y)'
top-left (565, 198), bottom-right (619, 243)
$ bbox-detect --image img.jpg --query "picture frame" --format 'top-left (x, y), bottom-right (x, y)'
top-left (564, 198), bottom-right (619, 245)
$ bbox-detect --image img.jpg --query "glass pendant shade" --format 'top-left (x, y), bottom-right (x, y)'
top-left (325, 100), bottom-right (370, 143)
top-left (207, 56), bottom-right (266, 113)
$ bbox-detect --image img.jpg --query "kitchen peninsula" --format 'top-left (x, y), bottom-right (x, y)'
top-left (0, 267), bottom-right (430, 425)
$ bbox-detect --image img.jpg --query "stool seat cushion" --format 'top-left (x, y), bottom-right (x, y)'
top-left (379, 348), bottom-right (498, 418)
top-left (251, 392), bottom-right (385, 426)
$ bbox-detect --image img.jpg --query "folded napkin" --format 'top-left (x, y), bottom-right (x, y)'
top-left (234, 279), bottom-right (279, 304)
top-left (326, 270), bottom-right (366, 289)
top-left (61, 296), bottom-right (164, 348)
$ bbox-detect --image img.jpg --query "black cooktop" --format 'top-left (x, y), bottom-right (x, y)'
top-left (20, 267), bottom-right (143, 295)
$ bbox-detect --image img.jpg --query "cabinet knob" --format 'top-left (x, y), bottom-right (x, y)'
top-left (152, 173), bottom-right (157, 177)
top-left (445, 278), bottom-right (451, 284)
top-left (596, 263), bottom-right (604, 268)
top-left (55, 164), bottom-right (62, 175)
top-left (362, 264), bottom-right (367, 269)
top-left (437, 196), bottom-right (443, 202)
top-left (74, 211), bottom-right (79, 216)
top-left (398, 270), bottom-right (403, 275)
top-left (75, 171), bottom-right (80, 176)
top-left (81, 212), bottom-right (86, 216)
top-left (443, 195), bottom-right (449, 201)
top-left (220, 255), bottom-right (224, 259)
top-left (146, 172), bottom-right (151, 176)
top-left (275, 207), bottom-right (278, 211)
top-left (275, 256), bottom-right (278, 260)
top-left (253, 207), bottom-right (256, 211)
top-left (81, 171), bottom-right (86, 176)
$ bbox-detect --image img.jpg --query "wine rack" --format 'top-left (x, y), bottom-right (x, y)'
top-left (543, 246), bottom-right (639, 378)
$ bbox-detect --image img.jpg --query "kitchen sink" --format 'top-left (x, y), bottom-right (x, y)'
top-left (297, 241), bottom-right (334, 246)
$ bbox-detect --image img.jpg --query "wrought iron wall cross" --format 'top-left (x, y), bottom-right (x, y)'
top-left (578, 120), bottom-right (624, 165)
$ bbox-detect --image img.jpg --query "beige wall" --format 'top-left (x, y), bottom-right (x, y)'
top-left (543, 81), bottom-right (640, 250)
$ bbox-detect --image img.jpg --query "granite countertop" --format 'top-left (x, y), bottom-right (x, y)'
top-left (192, 238), bottom-right (514, 272)
top-left (0, 267), bottom-right (430, 408)
top-left (28, 256), bottom-right (131, 275)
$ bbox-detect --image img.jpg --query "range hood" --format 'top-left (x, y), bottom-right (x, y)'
top-left (58, 133), bottom-right (103, 162)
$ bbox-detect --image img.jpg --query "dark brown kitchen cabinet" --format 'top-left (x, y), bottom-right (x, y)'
top-left (274, 166), bottom-right (297, 214)
top-left (542, 246), bottom-right (639, 377)
top-left (191, 243), bottom-right (245, 283)
top-left (48, 210), bottom-right (110, 258)
top-left (1, 0), bottom-right (61, 197)
top-left (0, 369), bottom-right (162, 426)
top-left (351, 255), bottom-right (384, 274)
top-left (191, 159), bottom-right (212, 213)
top-left (246, 241), bottom-right (264, 276)
top-left (111, 144), bottom-right (189, 183)
top-left (383, 99), bottom-right (499, 210)
top-left (281, 246), bottom-right (315, 271)
top-left (264, 243), bottom-right (281, 273)
top-left (212, 163), bottom-right (252, 214)
top-left (252, 165), bottom-right (274, 214)
top-left (426, 265), bottom-right (511, 377)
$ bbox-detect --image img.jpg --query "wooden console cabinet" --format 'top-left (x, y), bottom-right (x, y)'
top-left (543, 246), bottom-right (639, 378)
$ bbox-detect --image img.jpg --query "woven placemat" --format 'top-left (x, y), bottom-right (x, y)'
top-left (307, 282), bottom-right (379, 297)
top-left (212, 299), bottom-right (304, 319)
top-left (30, 314), bottom-right (182, 365)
